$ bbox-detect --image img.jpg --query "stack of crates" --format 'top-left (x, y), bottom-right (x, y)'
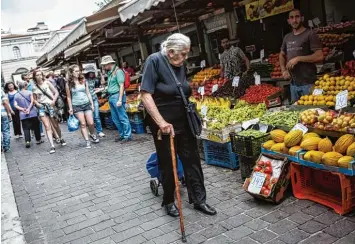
top-left (202, 140), bottom-right (239, 170)
top-left (291, 162), bottom-right (355, 215)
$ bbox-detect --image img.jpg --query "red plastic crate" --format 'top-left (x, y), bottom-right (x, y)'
top-left (291, 162), bottom-right (355, 215)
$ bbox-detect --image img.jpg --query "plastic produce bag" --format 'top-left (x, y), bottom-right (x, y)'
top-left (68, 115), bottom-right (79, 132)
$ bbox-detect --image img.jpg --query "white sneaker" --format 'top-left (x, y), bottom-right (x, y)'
top-left (19, 135), bottom-right (23, 138)
top-left (98, 132), bottom-right (106, 138)
top-left (16, 135), bottom-right (20, 139)
top-left (41, 133), bottom-right (45, 137)
top-left (85, 141), bottom-right (91, 149)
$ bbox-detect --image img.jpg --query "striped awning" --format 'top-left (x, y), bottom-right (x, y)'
top-left (118, 0), bottom-right (166, 22)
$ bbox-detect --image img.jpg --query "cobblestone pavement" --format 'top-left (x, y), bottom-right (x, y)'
top-left (4, 126), bottom-right (355, 244)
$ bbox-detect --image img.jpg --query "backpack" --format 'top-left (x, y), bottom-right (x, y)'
top-left (122, 69), bottom-right (131, 89)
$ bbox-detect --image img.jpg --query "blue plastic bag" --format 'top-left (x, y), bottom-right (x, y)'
top-left (67, 115), bottom-right (79, 132)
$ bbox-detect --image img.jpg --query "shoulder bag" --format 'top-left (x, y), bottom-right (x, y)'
top-left (36, 83), bottom-right (65, 109)
top-left (160, 53), bottom-right (202, 138)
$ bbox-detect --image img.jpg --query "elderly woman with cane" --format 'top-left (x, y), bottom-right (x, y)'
top-left (141, 33), bottom-right (216, 217)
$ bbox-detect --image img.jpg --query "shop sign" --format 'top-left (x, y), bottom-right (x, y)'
top-left (245, 45), bottom-right (256, 53)
top-left (245, 0), bottom-right (294, 21)
top-left (204, 13), bottom-right (227, 34)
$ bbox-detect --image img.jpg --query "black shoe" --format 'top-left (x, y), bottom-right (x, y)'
top-left (194, 203), bottom-right (217, 216)
top-left (120, 137), bottom-right (132, 144)
top-left (165, 203), bottom-right (180, 217)
top-left (25, 142), bottom-right (31, 148)
top-left (114, 137), bottom-right (124, 142)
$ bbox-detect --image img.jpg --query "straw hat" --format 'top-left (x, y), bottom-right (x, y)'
top-left (83, 65), bottom-right (96, 74)
top-left (101, 55), bottom-right (116, 65)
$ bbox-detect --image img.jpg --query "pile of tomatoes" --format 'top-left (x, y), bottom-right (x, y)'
top-left (253, 160), bottom-right (278, 196)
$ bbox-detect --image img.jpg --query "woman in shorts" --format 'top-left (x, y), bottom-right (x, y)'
top-left (66, 65), bottom-right (99, 149)
top-left (32, 70), bottom-right (66, 154)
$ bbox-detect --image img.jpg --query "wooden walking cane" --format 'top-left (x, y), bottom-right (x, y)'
top-left (157, 130), bottom-right (187, 242)
top-left (169, 134), bottom-right (187, 242)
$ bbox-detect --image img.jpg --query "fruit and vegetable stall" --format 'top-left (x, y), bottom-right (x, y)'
top-left (186, 61), bottom-right (355, 215)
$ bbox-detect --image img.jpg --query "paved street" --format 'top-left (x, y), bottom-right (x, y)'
top-left (3, 126), bottom-right (355, 244)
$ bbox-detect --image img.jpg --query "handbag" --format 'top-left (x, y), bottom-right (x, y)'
top-left (36, 83), bottom-right (65, 109)
top-left (160, 53), bottom-right (202, 138)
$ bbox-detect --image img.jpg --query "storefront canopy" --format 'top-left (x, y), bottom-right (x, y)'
top-left (64, 35), bottom-right (92, 59)
top-left (118, 0), bottom-right (166, 22)
top-left (47, 4), bottom-right (120, 61)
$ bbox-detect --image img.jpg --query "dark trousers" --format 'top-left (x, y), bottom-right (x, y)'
top-left (21, 117), bottom-right (41, 142)
top-left (12, 110), bottom-right (22, 136)
top-left (153, 130), bottom-right (206, 206)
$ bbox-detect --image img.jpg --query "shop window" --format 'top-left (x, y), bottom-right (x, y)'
top-left (13, 46), bottom-right (21, 59)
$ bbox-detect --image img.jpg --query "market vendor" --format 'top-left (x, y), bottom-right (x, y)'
top-left (220, 37), bottom-right (250, 78)
top-left (280, 9), bottom-right (324, 103)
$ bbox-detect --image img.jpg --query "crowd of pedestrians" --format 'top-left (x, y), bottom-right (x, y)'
top-left (1, 57), bottom-right (132, 154)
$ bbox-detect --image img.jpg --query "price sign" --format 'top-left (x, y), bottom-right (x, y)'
top-left (200, 60), bottom-right (206, 68)
top-left (308, 20), bottom-right (314, 28)
top-left (138, 86), bottom-right (141, 92)
top-left (232, 76), bottom-right (240, 87)
top-left (198, 86), bottom-right (205, 96)
top-left (255, 75), bottom-right (261, 85)
top-left (312, 88), bottom-right (323, 95)
top-left (292, 123), bottom-right (308, 135)
top-left (248, 172), bottom-right (266, 194)
top-left (201, 105), bottom-right (208, 117)
top-left (313, 17), bottom-right (321, 26)
top-left (212, 84), bottom-right (218, 93)
top-left (259, 124), bottom-right (268, 133)
top-left (260, 49), bottom-right (265, 60)
top-left (335, 90), bottom-right (348, 110)
top-left (242, 118), bottom-right (260, 130)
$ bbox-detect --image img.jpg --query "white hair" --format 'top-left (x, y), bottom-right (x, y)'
top-left (161, 33), bottom-right (191, 55)
top-left (18, 80), bottom-right (27, 90)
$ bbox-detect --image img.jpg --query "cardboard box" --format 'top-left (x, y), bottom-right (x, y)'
top-left (243, 153), bottom-right (291, 204)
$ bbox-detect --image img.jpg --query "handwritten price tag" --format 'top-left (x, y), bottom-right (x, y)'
top-left (259, 124), bottom-right (268, 133)
top-left (198, 86), bottom-right (205, 96)
top-left (212, 84), bottom-right (218, 93)
top-left (255, 74), bottom-right (261, 85)
top-left (292, 123), bottom-right (308, 135)
top-left (232, 76), bottom-right (240, 87)
top-left (201, 105), bottom-right (208, 117)
top-left (312, 89), bottom-right (323, 95)
top-left (248, 172), bottom-right (266, 194)
top-left (335, 90), bottom-right (348, 110)
top-left (200, 60), bottom-right (206, 68)
top-left (138, 86), bottom-right (141, 92)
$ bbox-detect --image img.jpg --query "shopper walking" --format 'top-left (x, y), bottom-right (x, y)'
top-left (66, 65), bottom-right (99, 149)
top-left (101, 55), bottom-right (132, 143)
top-left (280, 9), bottom-right (323, 103)
top-left (1, 90), bottom-right (12, 152)
top-left (4, 81), bottom-right (23, 138)
top-left (83, 65), bottom-right (105, 138)
top-left (14, 81), bottom-right (43, 148)
top-left (56, 70), bottom-right (69, 123)
top-left (141, 33), bottom-right (216, 217)
top-left (32, 70), bottom-right (66, 154)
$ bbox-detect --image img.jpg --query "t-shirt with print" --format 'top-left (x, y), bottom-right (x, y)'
top-left (281, 28), bottom-right (322, 85)
top-left (86, 78), bottom-right (99, 100)
top-left (220, 46), bottom-right (247, 78)
top-left (141, 52), bottom-right (192, 135)
top-left (1, 90), bottom-right (8, 117)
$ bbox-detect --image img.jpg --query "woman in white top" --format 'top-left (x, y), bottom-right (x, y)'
top-left (32, 70), bottom-right (66, 154)
top-left (65, 65), bottom-right (99, 149)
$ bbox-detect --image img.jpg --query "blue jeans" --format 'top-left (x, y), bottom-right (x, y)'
top-left (1, 116), bottom-right (11, 151)
top-left (108, 93), bottom-right (131, 139)
top-left (93, 99), bottom-right (103, 133)
top-left (290, 84), bottom-right (313, 104)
